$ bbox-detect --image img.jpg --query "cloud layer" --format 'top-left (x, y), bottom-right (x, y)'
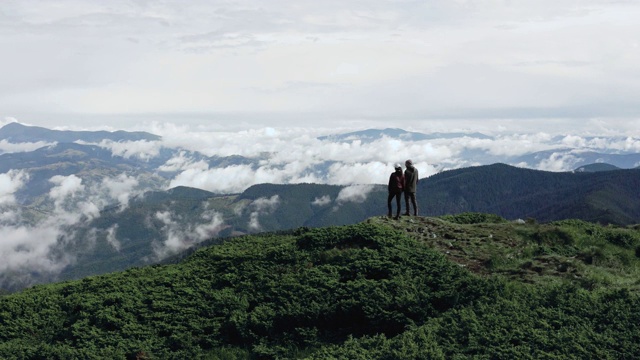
top-left (0, 169), bottom-right (150, 282)
top-left (145, 126), bottom-right (639, 193)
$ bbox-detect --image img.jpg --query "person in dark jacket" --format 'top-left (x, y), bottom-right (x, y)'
top-left (403, 159), bottom-right (419, 216)
top-left (387, 163), bottom-right (404, 219)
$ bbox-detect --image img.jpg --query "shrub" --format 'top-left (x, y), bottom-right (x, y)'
top-left (440, 212), bottom-right (507, 224)
top-left (600, 228), bottom-right (639, 249)
top-left (533, 227), bottom-right (575, 246)
top-left (578, 246), bottom-right (606, 265)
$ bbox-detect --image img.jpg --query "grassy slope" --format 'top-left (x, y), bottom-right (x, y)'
top-left (376, 214), bottom-right (640, 290)
top-left (1, 215), bottom-right (640, 359)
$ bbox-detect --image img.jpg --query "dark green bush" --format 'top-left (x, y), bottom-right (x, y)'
top-left (439, 212), bottom-right (507, 224)
top-left (600, 228), bottom-right (639, 249)
top-left (533, 227), bottom-right (575, 246)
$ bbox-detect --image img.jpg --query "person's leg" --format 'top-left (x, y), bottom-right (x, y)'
top-left (387, 193), bottom-right (394, 217)
top-left (403, 192), bottom-right (411, 215)
top-left (410, 192), bottom-right (418, 216)
top-left (394, 192), bottom-right (402, 219)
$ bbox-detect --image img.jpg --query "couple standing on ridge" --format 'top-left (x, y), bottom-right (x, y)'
top-left (387, 159), bottom-right (419, 219)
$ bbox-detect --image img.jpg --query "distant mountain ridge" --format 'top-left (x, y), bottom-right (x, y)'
top-left (515, 149), bottom-right (640, 170)
top-left (424, 163), bottom-right (640, 225)
top-left (0, 129), bottom-right (259, 209)
top-left (318, 127), bottom-right (493, 142)
top-left (0, 122), bottom-right (160, 143)
top-left (575, 163), bottom-right (622, 172)
top-left (0, 142), bottom-right (167, 208)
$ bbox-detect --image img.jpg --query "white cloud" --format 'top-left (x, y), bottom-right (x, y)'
top-left (336, 184), bottom-right (376, 204)
top-left (158, 151), bottom-right (202, 172)
top-left (251, 195), bottom-right (281, 212)
top-left (0, 140), bottom-right (54, 154)
top-left (0, 222), bottom-right (69, 274)
top-left (92, 139), bottom-right (162, 161)
top-left (0, 209), bottom-right (19, 224)
top-left (443, 133), bottom-right (555, 157)
top-left (0, 207), bottom-right (93, 278)
top-left (248, 212), bottom-right (261, 232)
top-left (169, 164), bottom-right (264, 194)
top-left (154, 125), bottom-right (468, 192)
top-left (0, 167), bottom-right (154, 281)
top-left (247, 195), bottom-right (280, 231)
top-left (77, 200), bottom-right (101, 220)
top-left (0, 170), bottom-right (28, 205)
top-left (105, 224), bottom-right (121, 252)
top-left (152, 208), bottom-right (225, 260)
top-left (535, 152), bottom-right (581, 171)
top-left (151, 122), bottom-right (640, 193)
top-left (0, 163), bottom-right (169, 285)
top-left (49, 174), bottom-right (85, 209)
top-left (101, 173), bottom-right (140, 210)
top-left (312, 195), bottom-right (332, 207)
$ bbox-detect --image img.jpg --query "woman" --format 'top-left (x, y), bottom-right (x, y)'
top-left (387, 163), bottom-right (404, 219)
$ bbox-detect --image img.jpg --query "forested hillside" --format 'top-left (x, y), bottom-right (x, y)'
top-left (2, 214), bottom-right (640, 359)
top-left (422, 163), bottom-right (640, 224)
top-left (234, 164), bottom-right (640, 227)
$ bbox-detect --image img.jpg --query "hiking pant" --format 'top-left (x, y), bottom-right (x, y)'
top-left (404, 191), bottom-right (418, 215)
top-left (387, 191), bottom-right (402, 217)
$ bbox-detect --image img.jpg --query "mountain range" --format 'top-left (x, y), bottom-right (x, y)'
top-left (0, 121), bottom-right (160, 143)
top-left (317, 127), bottom-right (493, 142)
top-left (2, 122), bottom-right (640, 292)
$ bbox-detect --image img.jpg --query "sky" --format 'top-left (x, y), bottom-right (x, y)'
top-left (1, 0), bottom-right (640, 135)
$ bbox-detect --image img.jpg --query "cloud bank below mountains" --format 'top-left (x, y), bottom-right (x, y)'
top-left (0, 170), bottom-right (150, 282)
top-left (3, 120), bottom-right (637, 196)
top-left (96, 125), bottom-right (640, 194)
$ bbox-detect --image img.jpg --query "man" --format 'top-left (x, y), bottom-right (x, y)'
top-left (387, 163), bottom-right (404, 219)
top-left (403, 159), bottom-right (419, 216)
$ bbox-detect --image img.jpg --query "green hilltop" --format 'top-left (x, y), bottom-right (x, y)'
top-left (2, 214), bottom-right (640, 359)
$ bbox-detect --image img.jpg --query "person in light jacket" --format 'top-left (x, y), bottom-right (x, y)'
top-left (387, 163), bottom-right (404, 219)
top-left (403, 159), bottom-right (419, 216)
